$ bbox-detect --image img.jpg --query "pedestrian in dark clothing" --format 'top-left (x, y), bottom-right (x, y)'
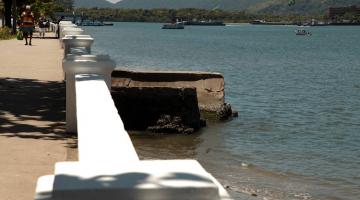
top-left (56, 16), bottom-right (64, 39)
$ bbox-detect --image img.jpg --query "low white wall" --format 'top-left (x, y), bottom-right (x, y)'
top-left (75, 74), bottom-right (139, 164)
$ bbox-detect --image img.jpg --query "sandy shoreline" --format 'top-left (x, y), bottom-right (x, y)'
top-left (0, 36), bottom-right (77, 200)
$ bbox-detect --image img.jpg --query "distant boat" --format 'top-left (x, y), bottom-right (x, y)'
top-left (250, 20), bottom-right (293, 25)
top-left (295, 29), bottom-right (312, 36)
top-left (162, 22), bottom-right (185, 29)
top-left (103, 22), bottom-right (114, 26)
top-left (76, 20), bottom-right (104, 26)
top-left (183, 20), bottom-right (225, 26)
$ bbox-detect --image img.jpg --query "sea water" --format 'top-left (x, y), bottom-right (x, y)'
top-left (84, 23), bottom-right (360, 200)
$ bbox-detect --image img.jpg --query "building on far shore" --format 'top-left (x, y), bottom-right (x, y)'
top-left (328, 5), bottom-right (360, 21)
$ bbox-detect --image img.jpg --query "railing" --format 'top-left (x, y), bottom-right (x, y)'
top-left (34, 21), bottom-right (233, 200)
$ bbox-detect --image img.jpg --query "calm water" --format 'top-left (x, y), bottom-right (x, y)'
top-left (84, 23), bottom-right (360, 200)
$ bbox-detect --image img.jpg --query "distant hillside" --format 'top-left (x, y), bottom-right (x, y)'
top-left (247, 0), bottom-right (360, 14)
top-left (74, 0), bottom-right (360, 15)
top-left (74, 0), bottom-right (114, 8)
top-left (114, 0), bottom-right (263, 11)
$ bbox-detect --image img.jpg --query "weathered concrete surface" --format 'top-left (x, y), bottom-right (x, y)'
top-left (0, 37), bottom-right (76, 200)
top-left (111, 87), bottom-right (204, 133)
top-left (112, 69), bottom-right (225, 112)
top-left (51, 160), bottom-right (221, 200)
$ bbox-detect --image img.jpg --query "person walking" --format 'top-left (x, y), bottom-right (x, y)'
top-left (38, 14), bottom-right (46, 39)
top-left (20, 5), bottom-right (35, 45)
top-left (56, 16), bottom-right (64, 39)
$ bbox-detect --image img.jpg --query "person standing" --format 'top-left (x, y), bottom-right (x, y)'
top-left (38, 14), bottom-right (46, 39)
top-left (56, 16), bottom-right (64, 39)
top-left (20, 5), bottom-right (35, 45)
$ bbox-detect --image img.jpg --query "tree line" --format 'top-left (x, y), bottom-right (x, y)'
top-left (1, 0), bottom-right (72, 33)
top-left (75, 7), bottom-right (326, 23)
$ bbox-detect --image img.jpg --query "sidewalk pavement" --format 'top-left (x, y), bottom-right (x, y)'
top-left (0, 35), bottom-right (77, 200)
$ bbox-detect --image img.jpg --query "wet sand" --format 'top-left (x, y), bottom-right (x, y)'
top-left (0, 36), bottom-right (77, 200)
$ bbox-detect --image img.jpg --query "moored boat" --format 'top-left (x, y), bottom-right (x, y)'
top-left (77, 20), bottom-right (104, 26)
top-left (183, 20), bottom-right (225, 26)
top-left (251, 20), bottom-right (294, 25)
top-left (162, 22), bottom-right (185, 29)
top-left (295, 29), bottom-right (312, 36)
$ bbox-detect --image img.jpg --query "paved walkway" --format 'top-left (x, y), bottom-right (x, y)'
top-left (0, 35), bottom-right (77, 200)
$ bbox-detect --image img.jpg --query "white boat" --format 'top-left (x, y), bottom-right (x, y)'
top-left (162, 22), bottom-right (185, 29)
top-left (77, 20), bottom-right (104, 26)
top-left (295, 29), bottom-right (312, 36)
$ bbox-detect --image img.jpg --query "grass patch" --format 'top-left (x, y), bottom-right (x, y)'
top-left (0, 27), bottom-right (15, 40)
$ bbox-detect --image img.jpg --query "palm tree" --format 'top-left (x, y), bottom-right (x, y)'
top-left (0, 0), bottom-right (4, 27)
top-left (3, 0), bottom-right (19, 32)
top-left (3, 0), bottom-right (11, 28)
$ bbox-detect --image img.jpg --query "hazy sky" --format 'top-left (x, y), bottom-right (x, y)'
top-left (106, 0), bottom-right (122, 3)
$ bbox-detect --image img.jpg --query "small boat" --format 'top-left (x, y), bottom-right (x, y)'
top-left (251, 20), bottom-right (293, 25)
top-left (162, 22), bottom-right (185, 29)
top-left (295, 29), bottom-right (312, 36)
top-left (77, 20), bottom-right (104, 26)
top-left (183, 20), bottom-right (225, 26)
top-left (103, 22), bottom-right (114, 26)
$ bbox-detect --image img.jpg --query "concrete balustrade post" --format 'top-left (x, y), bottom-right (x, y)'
top-left (62, 35), bottom-right (94, 57)
top-left (58, 24), bottom-right (77, 41)
top-left (61, 28), bottom-right (84, 41)
top-left (60, 28), bottom-right (85, 48)
top-left (59, 21), bottom-right (73, 25)
top-left (62, 55), bottom-right (116, 133)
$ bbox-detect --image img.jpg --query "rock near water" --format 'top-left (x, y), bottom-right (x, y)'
top-left (147, 114), bottom-right (206, 134)
top-left (216, 103), bottom-right (239, 121)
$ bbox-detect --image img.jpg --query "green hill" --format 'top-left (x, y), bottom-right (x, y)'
top-left (247, 0), bottom-right (360, 14)
top-left (74, 0), bottom-right (115, 8)
top-left (114, 0), bottom-right (263, 11)
top-left (74, 0), bottom-right (360, 15)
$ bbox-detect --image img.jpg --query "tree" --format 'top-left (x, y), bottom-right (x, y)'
top-left (55, 0), bottom-right (73, 11)
top-left (11, 0), bottom-right (16, 33)
top-left (0, 1), bottom-right (4, 27)
top-left (3, 0), bottom-right (61, 33)
top-left (3, 0), bottom-right (11, 28)
top-left (30, 0), bottom-right (55, 19)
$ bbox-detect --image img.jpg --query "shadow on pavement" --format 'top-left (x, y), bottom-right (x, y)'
top-left (0, 77), bottom-right (75, 143)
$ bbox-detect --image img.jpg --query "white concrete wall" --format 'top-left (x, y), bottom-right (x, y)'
top-left (75, 74), bottom-right (139, 164)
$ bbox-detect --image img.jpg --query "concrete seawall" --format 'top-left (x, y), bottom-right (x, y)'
top-left (111, 86), bottom-right (205, 133)
top-left (112, 69), bottom-right (225, 112)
